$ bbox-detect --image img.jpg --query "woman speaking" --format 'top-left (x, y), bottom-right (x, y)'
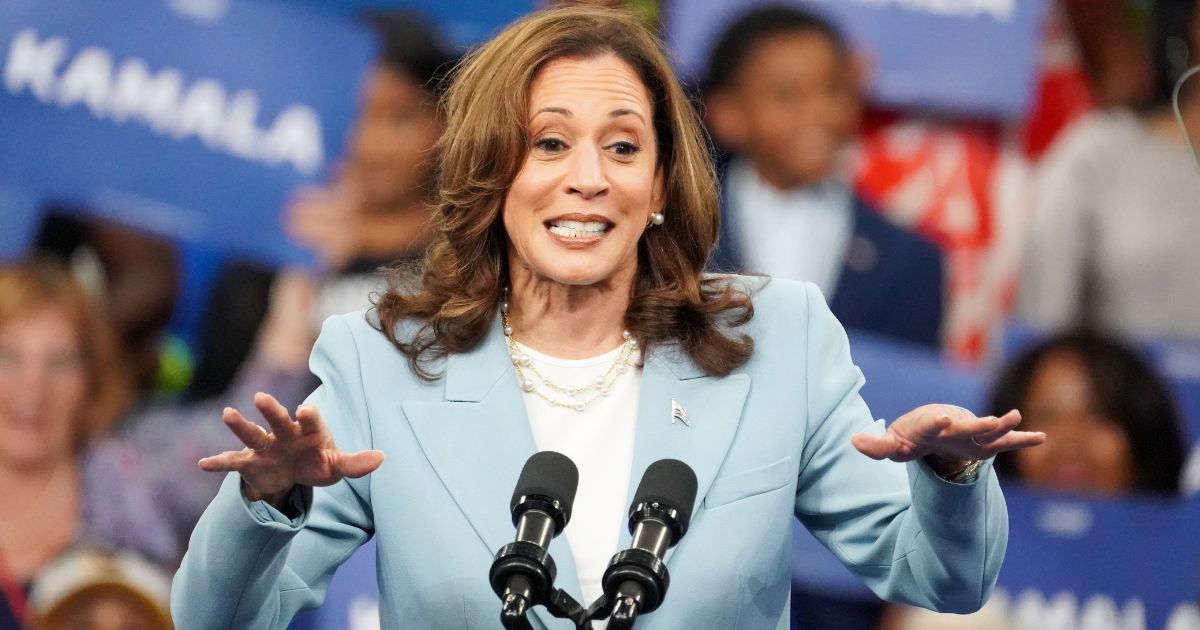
top-left (172, 6), bottom-right (1044, 628)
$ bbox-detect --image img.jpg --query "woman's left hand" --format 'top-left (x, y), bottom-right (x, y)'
top-left (850, 405), bottom-right (1046, 470)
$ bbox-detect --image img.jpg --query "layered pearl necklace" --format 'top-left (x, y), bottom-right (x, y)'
top-left (500, 299), bottom-right (639, 412)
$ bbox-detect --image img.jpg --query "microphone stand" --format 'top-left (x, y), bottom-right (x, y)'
top-left (581, 588), bottom-right (643, 630)
top-left (493, 456), bottom-right (694, 630)
top-left (492, 452), bottom-right (598, 629)
top-left (578, 455), bottom-right (698, 630)
top-left (607, 599), bottom-right (639, 630)
top-left (498, 585), bottom-right (593, 630)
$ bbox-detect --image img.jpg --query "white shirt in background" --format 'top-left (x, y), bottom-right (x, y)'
top-left (727, 158), bottom-right (854, 297)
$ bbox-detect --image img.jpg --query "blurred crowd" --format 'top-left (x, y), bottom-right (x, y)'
top-left (1, 0), bottom-right (1198, 629)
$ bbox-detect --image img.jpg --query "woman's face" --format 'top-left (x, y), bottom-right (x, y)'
top-left (1012, 350), bottom-right (1134, 494)
top-left (343, 65), bottom-right (441, 213)
top-left (503, 54), bottom-right (664, 289)
top-left (0, 306), bottom-right (88, 470)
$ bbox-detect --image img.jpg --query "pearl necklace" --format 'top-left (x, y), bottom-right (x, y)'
top-left (500, 300), bottom-right (638, 412)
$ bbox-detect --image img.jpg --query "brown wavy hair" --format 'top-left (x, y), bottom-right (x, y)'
top-left (373, 5), bottom-right (754, 379)
top-left (0, 259), bottom-right (131, 453)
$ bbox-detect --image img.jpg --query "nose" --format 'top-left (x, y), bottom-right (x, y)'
top-left (346, 121), bottom-right (389, 172)
top-left (565, 143), bottom-right (609, 200)
top-left (1044, 413), bottom-right (1090, 455)
top-left (6, 357), bottom-right (50, 417)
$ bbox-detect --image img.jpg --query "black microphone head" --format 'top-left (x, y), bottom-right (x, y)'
top-left (510, 451), bottom-right (579, 530)
top-left (629, 459), bottom-right (698, 540)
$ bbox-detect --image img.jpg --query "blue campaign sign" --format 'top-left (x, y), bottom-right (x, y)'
top-left (290, 0), bottom-right (536, 49)
top-left (0, 184), bottom-right (41, 263)
top-left (664, 0), bottom-right (1048, 118)
top-left (0, 0), bottom-right (375, 266)
top-left (997, 489), bottom-right (1200, 630)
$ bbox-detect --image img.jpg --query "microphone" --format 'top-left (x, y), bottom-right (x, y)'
top-left (596, 459), bottom-right (698, 628)
top-left (489, 451), bottom-right (579, 628)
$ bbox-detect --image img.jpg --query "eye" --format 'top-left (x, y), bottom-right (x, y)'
top-left (533, 137), bottom-right (568, 153)
top-left (608, 141), bottom-right (641, 157)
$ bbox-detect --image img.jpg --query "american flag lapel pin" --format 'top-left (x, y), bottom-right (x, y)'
top-left (671, 398), bottom-right (690, 427)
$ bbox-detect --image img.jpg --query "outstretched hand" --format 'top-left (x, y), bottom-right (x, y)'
top-left (851, 404), bottom-right (1045, 470)
top-left (198, 392), bottom-right (385, 506)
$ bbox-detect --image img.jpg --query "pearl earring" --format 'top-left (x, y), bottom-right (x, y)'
top-left (650, 212), bottom-right (665, 226)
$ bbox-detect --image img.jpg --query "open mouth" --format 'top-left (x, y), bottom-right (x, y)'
top-left (545, 218), bottom-right (613, 239)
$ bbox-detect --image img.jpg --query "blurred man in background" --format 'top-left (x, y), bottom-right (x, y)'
top-left (703, 6), bottom-right (945, 348)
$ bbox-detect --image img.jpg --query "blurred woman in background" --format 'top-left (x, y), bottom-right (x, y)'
top-left (0, 258), bottom-right (251, 630)
top-left (188, 10), bottom-right (457, 401)
top-left (988, 331), bottom-right (1187, 495)
top-left (880, 329), bottom-right (1190, 630)
top-left (0, 259), bottom-right (133, 627)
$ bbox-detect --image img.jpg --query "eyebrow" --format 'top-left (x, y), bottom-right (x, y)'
top-left (536, 106), bottom-right (572, 117)
top-left (609, 108), bottom-right (646, 123)
top-left (533, 107), bottom-right (647, 123)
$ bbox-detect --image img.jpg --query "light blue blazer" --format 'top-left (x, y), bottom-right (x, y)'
top-left (171, 278), bottom-right (1008, 629)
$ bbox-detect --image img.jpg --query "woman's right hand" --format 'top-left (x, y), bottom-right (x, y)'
top-left (198, 392), bottom-right (385, 509)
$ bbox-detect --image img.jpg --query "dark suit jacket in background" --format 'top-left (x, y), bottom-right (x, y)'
top-left (711, 182), bottom-right (945, 348)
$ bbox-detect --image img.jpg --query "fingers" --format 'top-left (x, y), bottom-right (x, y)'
top-left (981, 430), bottom-right (1046, 454)
top-left (255, 392), bottom-right (297, 436)
top-left (295, 403), bottom-right (325, 436)
top-left (959, 409), bottom-right (1024, 451)
top-left (949, 408), bottom-right (1043, 458)
top-left (970, 409), bottom-right (1023, 446)
top-left (856, 405), bottom-right (1044, 465)
top-left (223, 407), bottom-right (271, 451)
top-left (850, 432), bottom-right (898, 461)
top-left (198, 450), bottom-right (251, 473)
top-left (928, 408), bottom-right (1016, 444)
top-left (335, 450), bottom-right (386, 478)
top-left (940, 413), bottom-right (1000, 439)
top-left (206, 399), bottom-right (383, 486)
top-left (923, 414), bottom-right (954, 438)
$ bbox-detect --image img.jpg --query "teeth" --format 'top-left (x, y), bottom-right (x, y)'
top-left (548, 220), bottom-right (608, 238)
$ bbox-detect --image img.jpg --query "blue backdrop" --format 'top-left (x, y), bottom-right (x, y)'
top-left (291, 0), bottom-right (534, 49)
top-left (0, 0), bottom-right (375, 266)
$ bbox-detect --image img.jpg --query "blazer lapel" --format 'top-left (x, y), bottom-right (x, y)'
top-left (618, 346), bottom-right (751, 551)
top-left (400, 316), bottom-right (583, 629)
